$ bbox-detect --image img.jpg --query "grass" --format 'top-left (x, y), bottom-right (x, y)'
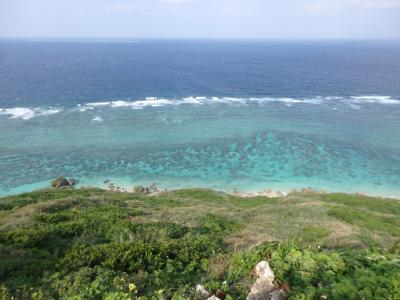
top-left (328, 206), bottom-right (400, 237)
top-left (320, 193), bottom-right (400, 215)
top-left (0, 188), bottom-right (399, 299)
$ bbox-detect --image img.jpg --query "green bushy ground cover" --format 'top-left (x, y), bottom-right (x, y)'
top-left (0, 188), bottom-right (399, 299)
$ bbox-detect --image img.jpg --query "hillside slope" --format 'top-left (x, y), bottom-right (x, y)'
top-left (0, 188), bottom-right (399, 299)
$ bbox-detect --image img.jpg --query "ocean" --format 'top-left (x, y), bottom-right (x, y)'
top-left (1, 39), bottom-right (400, 197)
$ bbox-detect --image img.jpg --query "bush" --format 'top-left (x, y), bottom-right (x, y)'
top-left (216, 242), bottom-right (400, 300)
top-left (54, 237), bottom-right (219, 298)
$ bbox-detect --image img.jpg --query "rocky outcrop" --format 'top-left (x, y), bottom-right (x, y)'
top-left (207, 296), bottom-right (221, 300)
top-left (246, 261), bottom-right (285, 300)
top-left (133, 183), bottom-right (160, 195)
top-left (107, 182), bottom-right (127, 192)
top-left (133, 186), bottom-right (150, 194)
top-left (196, 285), bottom-right (224, 300)
top-left (51, 177), bottom-right (75, 188)
top-left (196, 284), bottom-right (210, 298)
top-left (196, 261), bottom-right (285, 300)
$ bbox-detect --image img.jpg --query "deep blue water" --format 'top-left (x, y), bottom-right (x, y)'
top-left (1, 40), bottom-right (400, 196)
top-left (1, 40), bottom-right (400, 106)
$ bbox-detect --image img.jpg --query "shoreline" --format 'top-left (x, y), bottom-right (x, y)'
top-left (96, 180), bottom-right (400, 200)
top-left (1, 177), bottom-right (399, 200)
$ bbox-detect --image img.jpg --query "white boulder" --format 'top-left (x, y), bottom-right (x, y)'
top-left (255, 261), bottom-right (275, 281)
top-left (207, 296), bottom-right (221, 300)
top-left (196, 284), bottom-right (210, 298)
top-left (247, 261), bottom-right (284, 300)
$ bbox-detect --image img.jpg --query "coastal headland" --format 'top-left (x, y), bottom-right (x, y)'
top-left (0, 186), bottom-right (399, 299)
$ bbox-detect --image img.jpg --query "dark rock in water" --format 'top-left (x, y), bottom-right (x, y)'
top-left (104, 179), bottom-right (110, 184)
top-left (51, 177), bottom-right (75, 188)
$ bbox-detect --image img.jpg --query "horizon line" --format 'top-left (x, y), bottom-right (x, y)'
top-left (1, 37), bottom-right (400, 42)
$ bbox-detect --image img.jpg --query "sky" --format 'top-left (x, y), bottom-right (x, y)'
top-left (0, 0), bottom-right (400, 39)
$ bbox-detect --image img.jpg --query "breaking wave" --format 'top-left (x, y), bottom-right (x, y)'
top-left (92, 116), bottom-right (103, 122)
top-left (0, 107), bottom-right (62, 120)
top-left (81, 95), bottom-right (399, 109)
top-left (350, 95), bottom-right (399, 104)
top-left (0, 95), bottom-right (399, 120)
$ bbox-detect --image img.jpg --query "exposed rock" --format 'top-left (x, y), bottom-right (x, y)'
top-left (196, 284), bottom-right (210, 298)
top-left (246, 261), bottom-right (285, 300)
top-left (133, 185), bottom-right (150, 194)
top-left (107, 183), bottom-right (116, 191)
top-left (255, 261), bottom-right (275, 282)
top-left (270, 290), bottom-right (285, 300)
top-left (51, 177), bottom-right (75, 188)
top-left (149, 182), bottom-right (159, 192)
top-left (213, 289), bottom-right (226, 299)
top-left (195, 284), bottom-right (225, 300)
top-left (228, 189), bottom-right (287, 198)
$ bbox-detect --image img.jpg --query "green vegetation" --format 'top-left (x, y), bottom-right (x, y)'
top-left (0, 188), bottom-right (399, 299)
top-left (328, 206), bottom-right (400, 236)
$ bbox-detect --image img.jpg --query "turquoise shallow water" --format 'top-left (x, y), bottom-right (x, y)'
top-left (1, 96), bottom-right (400, 197)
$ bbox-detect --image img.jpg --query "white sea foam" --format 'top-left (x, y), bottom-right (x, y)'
top-left (350, 96), bottom-right (399, 104)
top-left (83, 96), bottom-right (323, 109)
top-left (85, 98), bottom-right (175, 110)
top-left (325, 96), bottom-right (343, 100)
top-left (92, 116), bottom-right (103, 122)
top-left (248, 97), bottom-right (322, 105)
top-left (182, 96), bottom-right (204, 104)
top-left (79, 107), bottom-right (94, 112)
top-left (112, 99), bottom-right (174, 108)
top-left (3, 95), bottom-right (397, 121)
top-left (217, 97), bottom-right (247, 103)
top-left (0, 107), bottom-right (35, 120)
top-left (79, 95), bottom-right (400, 110)
top-left (0, 107), bottom-right (62, 120)
top-left (40, 108), bottom-right (62, 116)
top-left (87, 101), bottom-right (112, 107)
top-left (109, 100), bottom-right (131, 108)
